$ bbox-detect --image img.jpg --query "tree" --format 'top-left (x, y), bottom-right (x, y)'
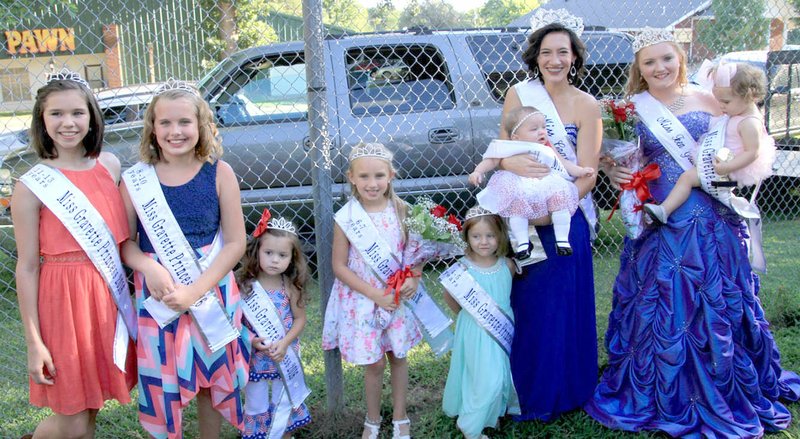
top-left (368, 0), bottom-right (400, 32)
top-left (199, 0), bottom-right (278, 67)
top-left (1, 0), bottom-right (74, 28)
top-left (477, 0), bottom-right (540, 28)
top-left (696, 0), bottom-right (769, 54)
top-left (323, 0), bottom-right (369, 30)
top-left (397, 0), bottom-right (471, 30)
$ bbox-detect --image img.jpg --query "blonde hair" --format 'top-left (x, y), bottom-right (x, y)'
top-left (625, 41), bottom-right (688, 96)
top-left (236, 228), bottom-right (309, 307)
top-left (714, 62), bottom-right (767, 103)
top-left (139, 88), bottom-right (223, 164)
top-left (347, 142), bottom-right (408, 241)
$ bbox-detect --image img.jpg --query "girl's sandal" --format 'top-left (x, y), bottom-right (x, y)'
top-left (392, 418), bottom-right (411, 439)
top-left (363, 416), bottom-right (382, 439)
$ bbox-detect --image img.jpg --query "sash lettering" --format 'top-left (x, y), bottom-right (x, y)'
top-left (439, 262), bottom-right (514, 355)
top-left (241, 281), bottom-right (310, 428)
top-left (515, 80), bottom-right (597, 236)
top-left (334, 198), bottom-right (453, 356)
top-left (696, 116), bottom-right (767, 272)
top-left (631, 92), bottom-right (696, 171)
top-left (123, 162), bottom-right (239, 352)
top-left (21, 164), bottom-right (136, 371)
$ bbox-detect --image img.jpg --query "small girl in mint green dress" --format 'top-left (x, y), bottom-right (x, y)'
top-left (442, 206), bottom-right (519, 439)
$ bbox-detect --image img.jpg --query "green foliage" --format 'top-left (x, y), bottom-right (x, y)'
top-left (397, 0), bottom-right (472, 30)
top-left (198, 0), bottom-right (278, 68)
top-left (0, 0), bottom-right (75, 28)
top-left (476, 0), bottom-right (539, 27)
top-left (322, 0), bottom-right (369, 30)
top-left (696, 0), bottom-right (769, 54)
top-left (368, 0), bottom-right (400, 32)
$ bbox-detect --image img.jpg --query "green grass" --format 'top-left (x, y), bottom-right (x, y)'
top-left (1, 220), bottom-right (799, 438)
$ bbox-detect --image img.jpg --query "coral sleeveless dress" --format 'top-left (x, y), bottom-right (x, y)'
top-left (32, 161), bottom-right (136, 415)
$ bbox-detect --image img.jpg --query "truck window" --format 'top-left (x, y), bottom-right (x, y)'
top-left (346, 44), bottom-right (456, 116)
top-left (215, 53), bottom-right (308, 125)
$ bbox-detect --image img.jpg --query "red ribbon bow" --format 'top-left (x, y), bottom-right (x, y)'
top-left (385, 266), bottom-right (418, 306)
top-left (253, 208), bottom-right (271, 238)
top-left (607, 163), bottom-right (661, 220)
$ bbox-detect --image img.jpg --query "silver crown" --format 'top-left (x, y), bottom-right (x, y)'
top-left (268, 217), bottom-right (297, 235)
top-left (632, 28), bottom-right (675, 53)
top-left (530, 8), bottom-right (584, 37)
top-left (154, 78), bottom-right (198, 96)
top-left (46, 69), bottom-right (90, 89)
top-left (464, 205), bottom-right (495, 221)
top-left (349, 143), bottom-right (393, 162)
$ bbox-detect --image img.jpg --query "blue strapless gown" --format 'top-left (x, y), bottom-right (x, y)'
top-left (585, 111), bottom-right (800, 438)
top-left (510, 123), bottom-right (598, 421)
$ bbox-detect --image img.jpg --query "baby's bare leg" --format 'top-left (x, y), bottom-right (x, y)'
top-left (660, 168), bottom-right (699, 216)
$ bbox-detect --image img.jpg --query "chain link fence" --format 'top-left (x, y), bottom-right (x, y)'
top-left (1, 0), bottom-right (799, 436)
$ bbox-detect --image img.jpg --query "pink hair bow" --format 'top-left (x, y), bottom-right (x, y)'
top-left (694, 59), bottom-right (737, 90)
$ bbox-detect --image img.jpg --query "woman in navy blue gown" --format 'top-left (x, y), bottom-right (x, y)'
top-left (585, 29), bottom-right (800, 438)
top-left (497, 9), bottom-right (601, 421)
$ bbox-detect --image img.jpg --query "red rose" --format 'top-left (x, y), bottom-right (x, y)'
top-left (447, 213), bottom-right (462, 231)
top-left (610, 101), bottom-right (629, 123)
top-left (430, 204), bottom-right (446, 218)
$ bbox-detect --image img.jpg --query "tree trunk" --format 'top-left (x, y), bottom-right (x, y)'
top-left (218, 0), bottom-right (238, 58)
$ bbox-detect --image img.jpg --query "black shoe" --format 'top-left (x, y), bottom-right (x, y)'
top-left (514, 241), bottom-right (533, 261)
top-left (556, 241), bottom-right (573, 256)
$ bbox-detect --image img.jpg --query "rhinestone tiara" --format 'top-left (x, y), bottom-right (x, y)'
top-left (530, 8), bottom-right (584, 37)
top-left (46, 68), bottom-right (90, 89)
top-left (268, 217), bottom-right (297, 235)
top-left (349, 142), bottom-right (393, 162)
top-left (154, 78), bottom-right (198, 96)
top-left (632, 27), bottom-right (675, 53)
top-left (464, 205), bottom-right (495, 221)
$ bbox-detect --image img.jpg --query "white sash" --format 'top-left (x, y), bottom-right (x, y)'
top-left (696, 116), bottom-right (766, 272)
top-left (334, 198), bottom-right (454, 356)
top-left (438, 261), bottom-right (514, 355)
top-left (482, 139), bottom-right (570, 179)
top-left (241, 280), bottom-right (310, 425)
top-left (515, 81), bottom-right (597, 236)
top-left (122, 162), bottom-right (239, 352)
top-left (631, 92), bottom-right (696, 171)
top-left (21, 164), bottom-right (136, 371)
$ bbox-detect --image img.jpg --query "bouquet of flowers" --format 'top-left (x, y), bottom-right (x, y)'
top-left (600, 98), bottom-right (658, 239)
top-left (382, 198), bottom-right (465, 306)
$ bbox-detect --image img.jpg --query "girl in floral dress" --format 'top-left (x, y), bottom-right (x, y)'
top-left (322, 143), bottom-right (422, 439)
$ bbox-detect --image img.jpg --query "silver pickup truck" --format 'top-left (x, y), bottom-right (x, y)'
top-left (0, 28), bottom-right (634, 234)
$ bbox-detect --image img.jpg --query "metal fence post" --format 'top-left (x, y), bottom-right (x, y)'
top-left (303, 0), bottom-right (343, 413)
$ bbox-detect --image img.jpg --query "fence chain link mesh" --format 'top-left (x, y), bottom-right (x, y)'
top-left (0, 0), bottom-right (798, 436)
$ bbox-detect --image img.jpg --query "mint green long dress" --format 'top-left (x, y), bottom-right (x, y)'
top-left (442, 257), bottom-right (519, 439)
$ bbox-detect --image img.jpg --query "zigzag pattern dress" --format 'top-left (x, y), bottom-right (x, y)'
top-left (134, 161), bottom-right (250, 439)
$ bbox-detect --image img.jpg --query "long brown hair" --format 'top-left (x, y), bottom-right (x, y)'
top-left (236, 229), bottom-right (308, 307)
top-left (521, 24), bottom-right (587, 85)
top-left (30, 79), bottom-right (104, 159)
top-left (461, 214), bottom-right (510, 258)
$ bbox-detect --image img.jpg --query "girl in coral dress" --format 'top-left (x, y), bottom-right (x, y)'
top-left (13, 70), bottom-right (137, 438)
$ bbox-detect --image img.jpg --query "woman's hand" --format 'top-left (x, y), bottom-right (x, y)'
top-left (143, 261), bottom-right (175, 301)
top-left (500, 154), bottom-right (550, 179)
top-left (605, 165), bottom-right (634, 189)
top-left (27, 342), bottom-right (55, 385)
top-left (161, 284), bottom-right (201, 313)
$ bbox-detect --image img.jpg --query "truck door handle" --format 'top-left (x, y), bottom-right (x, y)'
top-left (428, 127), bottom-right (459, 144)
